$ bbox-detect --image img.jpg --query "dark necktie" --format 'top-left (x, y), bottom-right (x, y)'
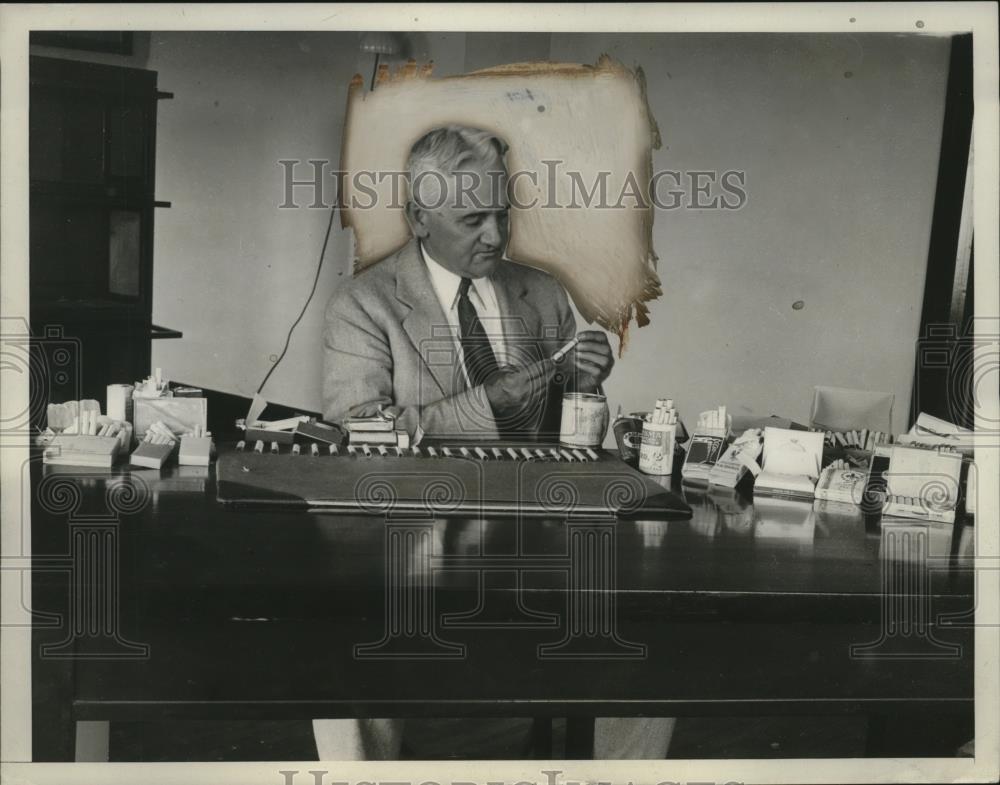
top-left (457, 277), bottom-right (500, 388)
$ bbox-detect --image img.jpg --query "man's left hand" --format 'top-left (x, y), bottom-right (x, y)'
top-left (568, 330), bottom-right (614, 391)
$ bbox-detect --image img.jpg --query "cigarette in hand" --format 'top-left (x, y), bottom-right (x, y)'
top-left (552, 337), bottom-right (580, 362)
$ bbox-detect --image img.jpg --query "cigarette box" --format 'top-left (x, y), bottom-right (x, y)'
top-left (134, 397), bottom-right (207, 440)
top-left (681, 432), bottom-right (728, 484)
top-left (42, 434), bottom-right (121, 468)
top-left (129, 441), bottom-right (176, 469)
top-left (179, 435), bottom-right (214, 466)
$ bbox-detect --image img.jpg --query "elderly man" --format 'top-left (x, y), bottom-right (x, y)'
top-left (316, 124), bottom-right (674, 759)
top-left (322, 126), bottom-right (613, 436)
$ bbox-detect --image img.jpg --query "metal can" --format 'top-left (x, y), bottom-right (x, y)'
top-left (106, 383), bottom-right (134, 423)
top-left (559, 392), bottom-right (610, 448)
top-left (613, 413), bottom-right (645, 465)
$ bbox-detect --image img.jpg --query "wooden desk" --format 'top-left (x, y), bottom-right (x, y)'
top-left (28, 448), bottom-right (975, 761)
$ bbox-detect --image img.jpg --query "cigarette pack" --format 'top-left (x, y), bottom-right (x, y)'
top-left (707, 430), bottom-right (763, 488)
top-left (129, 441), bottom-right (176, 469)
top-left (134, 397), bottom-right (207, 439)
top-left (753, 427), bottom-right (825, 501)
top-left (42, 434), bottom-right (121, 468)
top-left (681, 433), bottom-right (728, 483)
top-left (882, 445), bottom-right (962, 523)
top-left (179, 435), bottom-right (214, 466)
top-left (814, 465), bottom-right (868, 505)
top-left (294, 420), bottom-right (346, 446)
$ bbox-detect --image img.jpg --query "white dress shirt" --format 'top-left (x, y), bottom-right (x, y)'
top-left (420, 243), bottom-right (506, 388)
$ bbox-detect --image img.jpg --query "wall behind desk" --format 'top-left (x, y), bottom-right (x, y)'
top-left (550, 33), bottom-right (949, 433)
top-left (145, 31), bottom-right (468, 411)
top-left (35, 32), bottom-right (947, 431)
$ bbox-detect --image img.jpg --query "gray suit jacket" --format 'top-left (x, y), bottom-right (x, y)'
top-left (322, 239), bottom-right (578, 439)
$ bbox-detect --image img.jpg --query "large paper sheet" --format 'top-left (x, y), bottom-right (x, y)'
top-left (340, 56), bottom-right (663, 344)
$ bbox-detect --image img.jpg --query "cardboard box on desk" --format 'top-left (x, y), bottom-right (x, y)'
top-left (134, 397), bottom-right (207, 440)
top-left (882, 444), bottom-right (963, 523)
top-left (754, 427), bottom-right (825, 500)
top-left (179, 435), bottom-right (213, 466)
top-left (129, 441), bottom-right (176, 470)
top-left (42, 434), bottom-right (121, 468)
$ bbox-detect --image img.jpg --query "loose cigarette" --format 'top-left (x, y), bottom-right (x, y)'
top-left (552, 337), bottom-right (580, 362)
top-left (292, 444), bottom-right (301, 455)
top-left (236, 440), bottom-right (246, 451)
top-left (310, 443), bottom-right (319, 456)
top-left (254, 440), bottom-right (264, 453)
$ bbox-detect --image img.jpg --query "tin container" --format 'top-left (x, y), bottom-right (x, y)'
top-left (613, 414), bottom-right (645, 465)
top-left (639, 419), bottom-right (677, 475)
top-left (559, 392), bottom-right (610, 448)
top-left (106, 383), bottom-right (134, 424)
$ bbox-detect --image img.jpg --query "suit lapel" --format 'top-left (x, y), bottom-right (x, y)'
top-left (395, 240), bottom-right (456, 397)
top-left (493, 260), bottom-right (541, 366)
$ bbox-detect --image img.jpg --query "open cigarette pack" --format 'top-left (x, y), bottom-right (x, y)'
top-left (882, 444), bottom-right (963, 523)
top-left (682, 406), bottom-right (732, 483)
top-left (753, 427), bottom-right (825, 501)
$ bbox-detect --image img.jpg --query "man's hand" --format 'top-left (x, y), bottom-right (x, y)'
top-left (567, 330), bottom-right (615, 391)
top-left (483, 358), bottom-right (556, 417)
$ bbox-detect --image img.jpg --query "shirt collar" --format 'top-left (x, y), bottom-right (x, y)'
top-left (420, 243), bottom-right (498, 311)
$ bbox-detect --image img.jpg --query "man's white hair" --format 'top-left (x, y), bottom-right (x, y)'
top-left (406, 124), bottom-right (509, 209)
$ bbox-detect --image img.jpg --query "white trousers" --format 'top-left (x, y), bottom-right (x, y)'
top-left (313, 717), bottom-right (675, 760)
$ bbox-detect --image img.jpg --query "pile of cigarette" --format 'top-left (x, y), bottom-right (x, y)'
top-left (650, 399), bottom-right (677, 426)
top-left (143, 420), bottom-right (178, 446)
top-left (62, 410), bottom-right (126, 438)
top-left (134, 368), bottom-right (169, 399)
top-left (697, 406), bottom-right (728, 432)
top-left (823, 429), bottom-right (891, 451)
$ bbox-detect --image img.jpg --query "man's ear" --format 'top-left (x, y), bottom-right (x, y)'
top-left (404, 202), bottom-right (429, 239)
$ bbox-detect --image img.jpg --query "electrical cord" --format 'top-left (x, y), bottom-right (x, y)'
top-left (255, 206), bottom-right (336, 394)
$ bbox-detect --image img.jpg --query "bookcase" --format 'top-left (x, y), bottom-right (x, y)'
top-left (29, 55), bottom-right (179, 421)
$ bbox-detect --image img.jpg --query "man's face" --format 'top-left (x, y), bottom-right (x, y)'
top-left (413, 156), bottom-right (510, 279)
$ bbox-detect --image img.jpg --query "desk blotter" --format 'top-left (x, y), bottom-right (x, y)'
top-left (216, 443), bottom-right (691, 519)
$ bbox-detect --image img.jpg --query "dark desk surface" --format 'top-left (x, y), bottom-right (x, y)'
top-left (29, 449), bottom-right (975, 727)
